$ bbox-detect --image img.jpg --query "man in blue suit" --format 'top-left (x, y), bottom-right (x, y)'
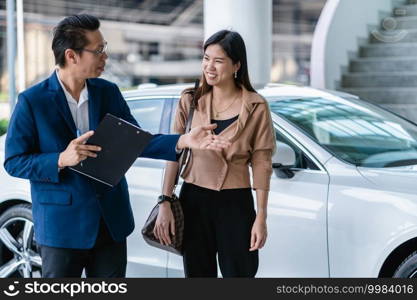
top-left (4, 15), bottom-right (227, 278)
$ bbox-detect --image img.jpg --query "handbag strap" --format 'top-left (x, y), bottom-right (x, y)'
top-left (173, 79), bottom-right (199, 191)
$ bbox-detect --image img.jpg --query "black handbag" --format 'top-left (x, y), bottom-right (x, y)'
top-left (141, 80), bottom-right (198, 256)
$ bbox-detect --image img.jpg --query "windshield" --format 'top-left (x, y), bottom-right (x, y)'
top-left (268, 96), bottom-right (417, 168)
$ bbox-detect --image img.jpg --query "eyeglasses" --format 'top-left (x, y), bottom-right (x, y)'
top-left (79, 41), bottom-right (108, 56)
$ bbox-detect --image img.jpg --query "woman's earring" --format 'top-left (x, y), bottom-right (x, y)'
top-left (234, 71), bottom-right (237, 79)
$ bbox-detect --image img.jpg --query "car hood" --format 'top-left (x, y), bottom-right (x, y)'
top-left (357, 165), bottom-right (417, 193)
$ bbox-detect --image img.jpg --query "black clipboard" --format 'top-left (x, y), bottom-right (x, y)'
top-left (69, 113), bottom-right (153, 187)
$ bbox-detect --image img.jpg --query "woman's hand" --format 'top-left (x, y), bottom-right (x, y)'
top-left (153, 202), bottom-right (175, 245)
top-left (249, 215), bottom-right (267, 251)
top-left (177, 124), bottom-right (231, 151)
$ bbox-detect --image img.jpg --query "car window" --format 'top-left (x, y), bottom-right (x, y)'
top-left (128, 99), bottom-right (165, 134)
top-left (275, 130), bottom-right (320, 170)
top-left (269, 96), bottom-right (417, 168)
top-left (170, 98), bottom-right (180, 133)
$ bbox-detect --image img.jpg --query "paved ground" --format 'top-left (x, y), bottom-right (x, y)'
top-left (0, 102), bottom-right (10, 119)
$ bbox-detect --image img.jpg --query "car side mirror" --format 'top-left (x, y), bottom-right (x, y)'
top-left (272, 141), bottom-right (296, 179)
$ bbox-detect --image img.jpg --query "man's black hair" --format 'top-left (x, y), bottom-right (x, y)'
top-left (52, 14), bottom-right (100, 67)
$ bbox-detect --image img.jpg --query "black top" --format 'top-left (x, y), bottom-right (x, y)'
top-left (211, 115), bottom-right (239, 135)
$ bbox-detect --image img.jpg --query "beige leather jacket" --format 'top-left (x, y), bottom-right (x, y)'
top-left (174, 87), bottom-right (276, 191)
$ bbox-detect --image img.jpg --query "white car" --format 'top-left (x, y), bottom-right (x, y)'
top-left (1, 84), bottom-right (417, 278)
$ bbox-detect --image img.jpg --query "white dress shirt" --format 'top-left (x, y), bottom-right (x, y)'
top-left (56, 70), bottom-right (89, 135)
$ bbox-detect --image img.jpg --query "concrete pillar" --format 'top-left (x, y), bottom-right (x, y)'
top-left (204, 0), bottom-right (272, 88)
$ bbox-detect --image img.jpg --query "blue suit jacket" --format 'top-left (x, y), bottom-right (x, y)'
top-left (4, 72), bottom-right (180, 249)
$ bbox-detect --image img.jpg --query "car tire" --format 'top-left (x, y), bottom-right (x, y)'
top-left (0, 204), bottom-right (42, 278)
top-left (393, 251), bottom-right (417, 278)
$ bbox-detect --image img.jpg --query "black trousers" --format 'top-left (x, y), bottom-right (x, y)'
top-left (180, 182), bottom-right (258, 278)
top-left (39, 218), bottom-right (127, 278)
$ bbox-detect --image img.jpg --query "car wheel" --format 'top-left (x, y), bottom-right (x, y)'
top-left (0, 204), bottom-right (42, 278)
top-left (393, 251), bottom-right (417, 278)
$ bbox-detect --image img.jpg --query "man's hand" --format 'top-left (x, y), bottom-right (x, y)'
top-left (177, 124), bottom-right (231, 151)
top-left (58, 131), bottom-right (101, 168)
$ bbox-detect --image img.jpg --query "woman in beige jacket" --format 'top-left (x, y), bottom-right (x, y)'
top-left (153, 30), bottom-right (275, 277)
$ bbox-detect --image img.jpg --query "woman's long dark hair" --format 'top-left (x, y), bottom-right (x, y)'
top-left (186, 30), bottom-right (256, 106)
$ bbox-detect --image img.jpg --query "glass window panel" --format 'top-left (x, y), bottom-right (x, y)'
top-left (128, 99), bottom-right (165, 134)
top-left (268, 96), bottom-right (417, 168)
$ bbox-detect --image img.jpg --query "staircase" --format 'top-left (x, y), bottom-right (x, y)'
top-left (341, 0), bottom-right (417, 123)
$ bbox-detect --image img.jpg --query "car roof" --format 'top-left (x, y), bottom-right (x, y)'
top-left (123, 83), bottom-right (193, 99)
top-left (122, 83), bottom-right (359, 101)
top-left (259, 85), bottom-right (359, 100)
